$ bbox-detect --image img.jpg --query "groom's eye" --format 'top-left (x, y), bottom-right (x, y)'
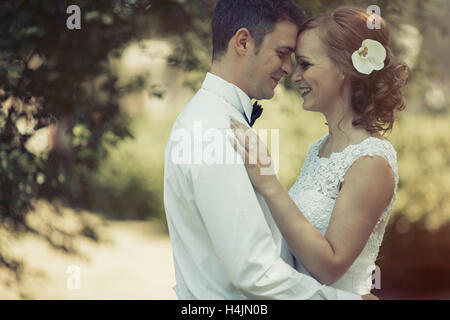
top-left (277, 50), bottom-right (289, 58)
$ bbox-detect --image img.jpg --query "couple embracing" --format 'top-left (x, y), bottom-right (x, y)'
top-left (164, 0), bottom-right (409, 300)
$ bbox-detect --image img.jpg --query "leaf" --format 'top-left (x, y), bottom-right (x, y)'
top-left (85, 11), bottom-right (100, 22)
top-left (102, 14), bottom-right (114, 25)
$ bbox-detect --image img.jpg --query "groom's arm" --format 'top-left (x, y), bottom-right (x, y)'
top-left (190, 128), bottom-right (361, 300)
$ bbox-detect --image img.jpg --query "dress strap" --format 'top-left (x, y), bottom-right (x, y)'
top-left (339, 137), bottom-right (399, 188)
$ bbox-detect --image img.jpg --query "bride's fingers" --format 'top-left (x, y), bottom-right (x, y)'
top-left (258, 140), bottom-right (272, 166)
top-left (231, 127), bottom-right (250, 152)
top-left (228, 136), bottom-right (248, 164)
top-left (230, 120), bottom-right (259, 152)
top-left (230, 117), bottom-right (246, 128)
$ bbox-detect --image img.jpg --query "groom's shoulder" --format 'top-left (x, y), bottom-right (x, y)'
top-left (177, 87), bottom-right (229, 131)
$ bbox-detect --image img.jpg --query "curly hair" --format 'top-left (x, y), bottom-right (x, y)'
top-left (299, 7), bottom-right (409, 134)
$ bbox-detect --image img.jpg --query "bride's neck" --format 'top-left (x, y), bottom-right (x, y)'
top-left (323, 105), bottom-right (370, 149)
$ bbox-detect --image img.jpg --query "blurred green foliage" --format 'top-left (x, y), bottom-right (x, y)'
top-left (85, 112), bottom-right (174, 221)
top-left (0, 0), bottom-right (156, 272)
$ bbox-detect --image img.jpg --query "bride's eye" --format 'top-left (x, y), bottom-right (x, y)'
top-left (300, 61), bottom-right (311, 70)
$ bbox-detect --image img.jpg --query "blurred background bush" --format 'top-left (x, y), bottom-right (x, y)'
top-left (0, 0), bottom-right (449, 299)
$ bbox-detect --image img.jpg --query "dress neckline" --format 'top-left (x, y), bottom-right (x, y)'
top-left (316, 135), bottom-right (388, 160)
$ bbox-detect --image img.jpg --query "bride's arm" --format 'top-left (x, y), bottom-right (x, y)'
top-left (261, 157), bottom-right (394, 284)
top-left (230, 119), bottom-right (395, 284)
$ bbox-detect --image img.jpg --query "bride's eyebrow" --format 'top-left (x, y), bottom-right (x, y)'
top-left (295, 54), bottom-right (310, 61)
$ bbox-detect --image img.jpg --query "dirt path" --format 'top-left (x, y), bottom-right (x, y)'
top-left (0, 220), bottom-right (177, 300)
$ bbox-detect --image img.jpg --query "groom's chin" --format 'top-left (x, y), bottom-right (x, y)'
top-left (262, 89), bottom-right (275, 100)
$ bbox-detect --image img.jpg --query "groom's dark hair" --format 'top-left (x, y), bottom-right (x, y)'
top-left (212, 0), bottom-right (305, 61)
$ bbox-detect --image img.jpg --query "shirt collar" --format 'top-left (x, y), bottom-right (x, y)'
top-left (201, 72), bottom-right (253, 123)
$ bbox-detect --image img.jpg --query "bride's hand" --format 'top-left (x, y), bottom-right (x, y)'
top-left (229, 117), bottom-right (279, 196)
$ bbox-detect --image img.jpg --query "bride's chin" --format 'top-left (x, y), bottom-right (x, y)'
top-left (302, 102), bottom-right (312, 111)
top-left (302, 102), bottom-right (320, 113)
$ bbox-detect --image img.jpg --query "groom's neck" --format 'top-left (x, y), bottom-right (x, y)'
top-left (210, 61), bottom-right (251, 98)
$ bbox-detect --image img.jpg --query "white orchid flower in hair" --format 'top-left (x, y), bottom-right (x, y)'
top-left (351, 39), bottom-right (387, 75)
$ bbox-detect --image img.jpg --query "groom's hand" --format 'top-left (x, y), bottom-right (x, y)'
top-left (362, 293), bottom-right (380, 300)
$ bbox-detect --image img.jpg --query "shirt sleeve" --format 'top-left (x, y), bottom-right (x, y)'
top-left (189, 127), bottom-right (361, 300)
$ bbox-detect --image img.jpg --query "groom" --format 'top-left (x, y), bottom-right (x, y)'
top-left (164, 0), bottom-right (361, 299)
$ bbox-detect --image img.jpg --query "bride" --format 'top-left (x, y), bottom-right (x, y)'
top-left (230, 7), bottom-right (409, 295)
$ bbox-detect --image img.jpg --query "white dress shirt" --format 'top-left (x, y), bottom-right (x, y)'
top-left (163, 72), bottom-right (361, 300)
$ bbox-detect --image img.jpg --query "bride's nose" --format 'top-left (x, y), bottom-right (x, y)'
top-left (291, 66), bottom-right (303, 83)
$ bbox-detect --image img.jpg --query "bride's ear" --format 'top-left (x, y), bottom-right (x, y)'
top-left (338, 73), bottom-right (352, 96)
top-left (341, 73), bottom-right (351, 84)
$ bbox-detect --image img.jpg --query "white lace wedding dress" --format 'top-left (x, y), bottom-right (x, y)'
top-left (287, 135), bottom-right (399, 295)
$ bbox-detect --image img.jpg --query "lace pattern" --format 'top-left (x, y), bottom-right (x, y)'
top-left (288, 135), bottom-right (398, 295)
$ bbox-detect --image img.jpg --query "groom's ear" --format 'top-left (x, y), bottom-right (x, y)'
top-left (233, 28), bottom-right (253, 56)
